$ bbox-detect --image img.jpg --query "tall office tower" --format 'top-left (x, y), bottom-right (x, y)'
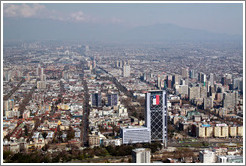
top-left (198, 72), bottom-right (206, 84)
top-left (239, 80), bottom-right (243, 93)
top-left (119, 60), bottom-right (123, 68)
top-left (37, 81), bottom-right (46, 89)
top-left (108, 93), bottom-right (118, 106)
top-left (36, 64), bottom-right (44, 77)
top-left (209, 73), bottom-right (215, 86)
top-left (41, 67), bottom-right (44, 75)
top-left (115, 60), bottom-right (119, 68)
top-left (93, 59), bottom-right (96, 68)
top-left (157, 75), bottom-right (161, 89)
top-left (132, 148), bottom-right (151, 163)
top-left (123, 65), bottom-right (131, 77)
top-left (181, 67), bottom-right (189, 78)
top-left (123, 60), bottom-right (127, 66)
top-left (36, 65), bottom-right (40, 76)
top-left (198, 72), bottom-right (201, 82)
top-left (127, 60), bottom-right (130, 65)
top-left (167, 75), bottom-right (173, 89)
top-left (189, 69), bottom-right (196, 79)
top-left (221, 73), bottom-right (232, 86)
top-left (85, 45), bottom-right (90, 52)
top-left (222, 91), bottom-right (238, 109)
top-left (180, 85), bottom-right (189, 98)
top-left (91, 93), bottom-right (102, 107)
top-left (203, 97), bottom-right (213, 110)
top-left (201, 73), bottom-right (206, 85)
top-left (3, 70), bottom-right (11, 81)
top-left (143, 73), bottom-right (148, 81)
top-left (200, 86), bottom-right (208, 99)
top-left (233, 77), bottom-right (243, 91)
top-left (3, 99), bottom-right (15, 116)
top-left (173, 74), bottom-right (181, 86)
top-left (188, 86), bottom-right (201, 100)
top-left (145, 90), bottom-right (167, 147)
top-left (41, 74), bottom-right (46, 81)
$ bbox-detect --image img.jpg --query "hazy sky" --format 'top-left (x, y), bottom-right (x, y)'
top-left (3, 2), bottom-right (243, 40)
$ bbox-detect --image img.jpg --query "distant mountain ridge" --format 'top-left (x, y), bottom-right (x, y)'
top-left (119, 23), bottom-right (242, 42)
top-left (4, 18), bottom-right (242, 42)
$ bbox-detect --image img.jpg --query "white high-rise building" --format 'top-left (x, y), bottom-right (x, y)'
top-left (123, 65), bottom-right (131, 77)
top-left (85, 45), bottom-right (90, 52)
top-left (132, 148), bottom-right (151, 163)
top-left (199, 150), bottom-right (216, 163)
top-left (209, 73), bottom-right (214, 86)
top-left (222, 91), bottom-right (238, 109)
top-left (181, 67), bottom-right (189, 78)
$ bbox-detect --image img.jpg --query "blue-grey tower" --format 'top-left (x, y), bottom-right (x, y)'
top-left (145, 90), bottom-right (167, 147)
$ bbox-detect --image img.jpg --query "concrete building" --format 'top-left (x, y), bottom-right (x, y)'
top-left (3, 70), bottom-right (12, 81)
top-left (91, 92), bottom-right (102, 107)
top-left (118, 107), bottom-right (128, 117)
top-left (200, 86), bottom-right (207, 99)
top-left (221, 126), bottom-right (229, 137)
top-left (123, 65), bottom-right (131, 77)
top-left (37, 81), bottom-right (46, 89)
top-left (121, 126), bottom-right (151, 144)
top-left (221, 73), bottom-right (232, 86)
top-left (217, 155), bottom-right (243, 163)
top-left (214, 126), bottom-right (222, 137)
top-left (222, 91), bottom-right (238, 109)
top-left (132, 148), bottom-right (151, 163)
top-left (206, 127), bottom-right (214, 137)
top-left (189, 69), bottom-right (196, 79)
top-left (196, 125), bottom-right (213, 138)
top-left (178, 85), bottom-right (188, 97)
top-left (188, 86), bottom-right (200, 100)
top-left (103, 138), bottom-right (122, 146)
top-left (237, 126), bottom-right (243, 137)
top-left (41, 74), bottom-right (46, 81)
top-left (108, 93), bottom-right (118, 106)
top-left (214, 124), bottom-right (229, 138)
top-left (199, 150), bottom-right (216, 163)
top-left (201, 73), bottom-right (206, 84)
top-left (203, 97), bottom-right (213, 110)
top-left (36, 64), bottom-right (43, 77)
top-left (233, 77), bottom-right (243, 90)
top-left (196, 126), bottom-right (206, 138)
top-left (157, 75), bottom-right (161, 89)
top-left (88, 134), bottom-right (100, 147)
top-left (209, 73), bottom-right (215, 86)
top-left (198, 72), bottom-right (206, 84)
top-left (181, 67), bottom-right (189, 78)
top-left (173, 74), bottom-right (181, 86)
top-left (229, 126), bottom-right (237, 137)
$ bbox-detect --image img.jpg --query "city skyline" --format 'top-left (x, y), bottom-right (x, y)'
top-left (1, 1), bottom-right (245, 164)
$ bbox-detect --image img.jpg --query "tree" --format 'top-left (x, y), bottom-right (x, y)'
top-left (42, 144), bottom-right (49, 151)
top-left (3, 150), bottom-right (12, 160)
top-left (67, 126), bottom-right (75, 141)
top-left (24, 125), bottom-right (28, 136)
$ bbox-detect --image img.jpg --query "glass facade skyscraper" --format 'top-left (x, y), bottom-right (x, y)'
top-left (91, 93), bottom-right (102, 107)
top-left (145, 90), bottom-right (167, 147)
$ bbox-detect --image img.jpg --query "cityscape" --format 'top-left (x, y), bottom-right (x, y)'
top-left (1, 2), bottom-right (244, 164)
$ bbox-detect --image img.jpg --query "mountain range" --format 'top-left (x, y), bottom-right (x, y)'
top-left (4, 18), bottom-right (242, 43)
